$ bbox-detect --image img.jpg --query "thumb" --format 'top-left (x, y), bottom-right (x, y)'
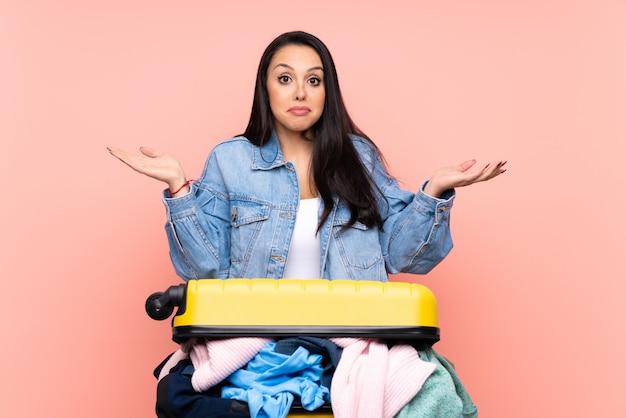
top-left (457, 159), bottom-right (477, 172)
top-left (139, 146), bottom-right (161, 158)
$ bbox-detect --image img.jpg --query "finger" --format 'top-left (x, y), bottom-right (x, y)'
top-left (478, 161), bottom-right (507, 182)
top-left (107, 146), bottom-right (124, 157)
top-left (139, 146), bottom-right (162, 158)
top-left (489, 161), bottom-right (507, 176)
top-left (481, 160), bottom-right (505, 174)
top-left (107, 146), bottom-right (133, 162)
top-left (457, 159), bottom-right (477, 172)
top-left (460, 162), bottom-right (498, 184)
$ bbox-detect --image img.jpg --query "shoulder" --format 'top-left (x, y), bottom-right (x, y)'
top-left (206, 136), bottom-right (257, 163)
top-left (350, 134), bottom-right (374, 149)
top-left (349, 134), bottom-right (382, 167)
top-left (211, 136), bottom-right (254, 154)
top-left (198, 136), bottom-right (255, 177)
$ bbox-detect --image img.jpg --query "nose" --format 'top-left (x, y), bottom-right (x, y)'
top-left (294, 81), bottom-right (306, 101)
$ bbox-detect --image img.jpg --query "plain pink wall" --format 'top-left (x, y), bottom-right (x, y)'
top-left (1, 0), bottom-right (625, 416)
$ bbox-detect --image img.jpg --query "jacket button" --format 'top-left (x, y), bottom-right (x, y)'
top-left (271, 255), bottom-right (285, 262)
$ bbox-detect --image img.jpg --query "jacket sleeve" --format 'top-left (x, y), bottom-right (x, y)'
top-left (361, 144), bottom-right (455, 275)
top-left (162, 152), bottom-right (231, 281)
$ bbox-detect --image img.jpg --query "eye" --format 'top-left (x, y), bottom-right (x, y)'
top-left (308, 77), bottom-right (322, 86)
top-left (278, 75), bottom-right (291, 84)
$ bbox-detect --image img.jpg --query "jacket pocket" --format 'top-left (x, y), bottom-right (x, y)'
top-left (332, 215), bottom-right (384, 271)
top-left (229, 200), bottom-right (270, 266)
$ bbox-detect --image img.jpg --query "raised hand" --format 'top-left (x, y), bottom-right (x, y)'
top-left (107, 146), bottom-right (189, 194)
top-left (423, 160), bottom-right (507, 198)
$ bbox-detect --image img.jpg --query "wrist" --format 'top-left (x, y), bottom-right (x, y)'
top-left (422, 181), bottom-right (443, 198)
top-left (169, 179), bottom-right (194, 197)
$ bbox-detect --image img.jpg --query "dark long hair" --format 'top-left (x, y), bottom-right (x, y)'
top-left (241, 31), bottom-right (384, 231)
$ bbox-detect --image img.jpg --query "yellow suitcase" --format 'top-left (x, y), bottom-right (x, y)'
top-left (146, 278), bottom-right (439, 417)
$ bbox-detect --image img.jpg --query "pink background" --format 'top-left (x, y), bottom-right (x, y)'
top-left (2, 1), bottom-right (625, 416)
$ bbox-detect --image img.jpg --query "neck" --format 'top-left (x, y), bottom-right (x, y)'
top-left (276, 130), bottom-right (317, 199)
top-left (277, 130), bottom-right (314, 162)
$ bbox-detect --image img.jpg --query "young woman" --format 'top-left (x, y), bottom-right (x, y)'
top-left (108, 31), bottom-right (505, 282)
top-left (110, 31), bottom-right (501, 417)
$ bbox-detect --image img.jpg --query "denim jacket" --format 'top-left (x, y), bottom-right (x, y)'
top-left (163, 132), bottom-right (455, 282)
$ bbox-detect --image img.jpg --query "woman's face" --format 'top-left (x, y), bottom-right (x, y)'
top-left (266, 44), bottom-right (325, 139)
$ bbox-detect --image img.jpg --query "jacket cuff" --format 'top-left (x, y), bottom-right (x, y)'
top-left (162, 187), bottom-right (197, 219)
top-left (416, 181), bottom-right (455, 221)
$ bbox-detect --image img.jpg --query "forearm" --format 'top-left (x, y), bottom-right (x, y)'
top-left (165, 221), bottom-right (226, 280)
top-left (163, 189), bottom-right (230, 280)
top-left (382, 184), bottom-right (455, 274)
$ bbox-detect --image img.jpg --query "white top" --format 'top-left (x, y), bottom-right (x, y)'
top-left (283, 198), bottom-right (321, 279)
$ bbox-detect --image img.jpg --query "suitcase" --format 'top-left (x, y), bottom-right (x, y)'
top-left (146, 278), bottom-right (440, 417)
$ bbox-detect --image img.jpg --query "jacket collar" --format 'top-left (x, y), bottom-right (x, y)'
top-left (250, 131), bottom-right (286, 170)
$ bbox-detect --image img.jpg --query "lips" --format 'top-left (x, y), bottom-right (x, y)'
top-left (288, 106), bottom-right (311, 116)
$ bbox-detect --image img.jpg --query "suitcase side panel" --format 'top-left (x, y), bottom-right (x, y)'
top-left (172, 279), bottom-right (438, 328)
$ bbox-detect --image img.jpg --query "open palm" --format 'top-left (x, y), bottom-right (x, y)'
top-left (424, 160), bottom-right (507, 198)
top-left (107, 146), bottom-right (187, 189)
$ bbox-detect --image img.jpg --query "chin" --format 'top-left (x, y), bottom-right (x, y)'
top-left (287, 124), bottom-right (316, 135)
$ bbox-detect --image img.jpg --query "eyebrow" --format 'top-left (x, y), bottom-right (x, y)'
top-left (272, 63), bottom-right (324, 72)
